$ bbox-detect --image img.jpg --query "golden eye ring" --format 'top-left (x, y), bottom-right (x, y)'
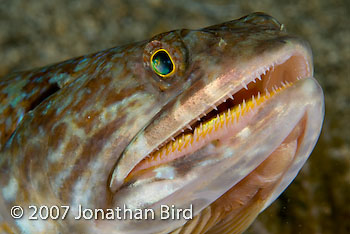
top-left (150, 49), bottom-right (176, 78)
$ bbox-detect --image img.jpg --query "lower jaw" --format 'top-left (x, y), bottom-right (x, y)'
top-left (110, 77), bottom-right (323, 234)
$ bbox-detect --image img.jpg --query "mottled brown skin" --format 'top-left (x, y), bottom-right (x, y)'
top-left (0, 31), bottom-right (200, 231)
top-left (0, 13), bottom-right (297, 233)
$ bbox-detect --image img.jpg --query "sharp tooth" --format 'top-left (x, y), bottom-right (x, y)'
top-left (237, 105), bottom-right (241, 122)
top-left (156, 147), bottom-right (159, 151)
top-left (257, 75), bottom-right (262, 81)
top-left (272, 86), bottom-right (276, 92)
top-left (212, 105), bottom-right (218, 111)
top-left (265, 88), bottom-right (270, 96)
top-left (243, 99), bottom-right (246, 109)
top-left (194, 127), bottom-right (198, 139)
top-left (281, 81), bottom-right (286, 86)
top-left (171, 137), bottom-right (175, 141)
top-left (187, 125), bottom-right (192, 130)
top-left (252, 79), bottom-right (256, 83)
top-left (263, 70), bottom-right (266, 75)
top-left (257, 91), bottom-right (261, 99)
top-left (212, 117), bottom-right (217, 126)
top-left (197, 117), bottom-right (201, 121)
top-left (242, 81), bottom-right (248, 90)
top-left (181, 129), bottom-right (184, 133)
top-left (252, 95), bottom-right (256, 105)
top-left (228, 93), bottom-right (234, 100)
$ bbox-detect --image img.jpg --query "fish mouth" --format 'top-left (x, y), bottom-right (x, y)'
top-left (127, 52), bottom-right (311, 179)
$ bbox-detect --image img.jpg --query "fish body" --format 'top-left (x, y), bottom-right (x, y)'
top-left (0, 13), bottom-right (324, 234)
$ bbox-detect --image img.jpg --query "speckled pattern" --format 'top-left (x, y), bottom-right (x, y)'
top-left (0, 0), bottom-right (349, 233)
top-left (0, 23), bottom-right (204, 232)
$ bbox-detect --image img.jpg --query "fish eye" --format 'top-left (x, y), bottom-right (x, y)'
top-left (150, 49), bottom-right (175, 77)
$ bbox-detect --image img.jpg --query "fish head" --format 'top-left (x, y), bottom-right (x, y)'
top-left (108, 12), bottom-right (324, 233)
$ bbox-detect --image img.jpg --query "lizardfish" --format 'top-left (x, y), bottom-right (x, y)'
top-left (0, 13), bottom-right (324, 234)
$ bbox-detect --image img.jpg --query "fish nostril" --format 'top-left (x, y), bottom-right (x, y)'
top-left (241, 12), bottom-right (283, 30)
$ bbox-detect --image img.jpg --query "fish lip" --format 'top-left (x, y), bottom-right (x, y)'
top-left (109, 39), bottom-right (313, 193)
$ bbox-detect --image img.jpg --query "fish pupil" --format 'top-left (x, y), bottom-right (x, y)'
top-left (151, 50), bottom-right (174, 77)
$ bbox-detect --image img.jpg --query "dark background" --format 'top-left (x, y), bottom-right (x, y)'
top-left (0, 0), bottom-right (349, 233)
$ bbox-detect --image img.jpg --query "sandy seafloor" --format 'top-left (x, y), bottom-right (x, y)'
top-left (0, 0), bottom-right (349, 233)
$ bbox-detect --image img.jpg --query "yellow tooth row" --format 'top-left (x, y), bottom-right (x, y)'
top-left (147, 82), bottom-right (291, 162)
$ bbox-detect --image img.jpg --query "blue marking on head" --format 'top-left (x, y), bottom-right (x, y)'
top-left (74, 58), bottom-right (91, 73)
